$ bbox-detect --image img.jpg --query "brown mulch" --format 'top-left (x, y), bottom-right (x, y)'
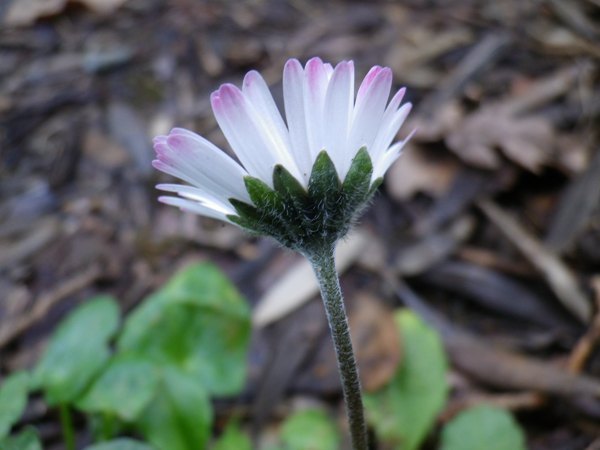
top-left (1, 0), bottom-right (599, 448)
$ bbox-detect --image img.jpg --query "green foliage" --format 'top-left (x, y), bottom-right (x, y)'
top-left (84, 438), bottom-right (155, 450)
top-left (118, 263), bottom-right (251, 396)
top-left (0, 428), bottom-right (41, 450)
top-left (0, 262), bottom-right (251, 450)
top-left (440, 406), bottom-right (526, 450)
top-left (77, 356), bottom-right (159, 421)
top-left (212, 422), bottom-right (252, 450)
top-left (280, 409), bottom-right (341, 450)
top-left (32, 296), bottom-right (120, 405)
top-left (0, 372), bottom-right (29, 439)
top-left (137, 367), bottom-right (212, 450)
top-left (364, 310), bottom-right (448, 450)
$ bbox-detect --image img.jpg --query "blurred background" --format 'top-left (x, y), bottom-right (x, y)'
top-left (1, 0), bottom-right (599, 448)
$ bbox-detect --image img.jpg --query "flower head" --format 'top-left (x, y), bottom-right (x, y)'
top-left (153, 57), bottom-right (413, 252)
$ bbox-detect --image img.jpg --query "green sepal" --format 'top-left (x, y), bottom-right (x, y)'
top-left (230, 149), bottom-right (379, 252)
top-left (244, 176), bottom-right (284, 213)
top-left (367, 177), bottom-right (384, 198)
top-left (308, 151), bottom-right (342, 202)
top-left (273, 164), bottom-right (308, 214)
top-left (226, 214), bottom-right (256, 232)
top-left (229, 198), bottom-right (260, 221)
top-left (228, 198), bottom-right (277, 236)
top-left (342, 147), bottom-right (373, 213)
top-left (307, 151), bottom-right (343, 237)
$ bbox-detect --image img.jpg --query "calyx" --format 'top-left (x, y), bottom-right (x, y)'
top-left (228, 147), bottom-right (382, 252)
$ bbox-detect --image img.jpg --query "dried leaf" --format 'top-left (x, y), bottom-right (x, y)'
top-left (386, 143), bottom-right (460, 200)
top-left (253, 229), bottom-right (370, 327)
top-left (4, 0), bottom-right (127, 27)
top-left (350, 294), bottom-right (402, 391)
top-left (4, 0), bottom-right (66, 27)
top-left (446, 108), bottom-right (554, 172)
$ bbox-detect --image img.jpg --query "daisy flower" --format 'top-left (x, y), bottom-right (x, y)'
top-left (152, 57), bottom-right (414, 450)
top-left (153, 57), bottom-right (412, 252)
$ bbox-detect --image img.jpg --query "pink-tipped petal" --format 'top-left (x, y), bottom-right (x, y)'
top-left (348, 67), bottom-right (392, 156)
top-left (212, 84), bottom-right (274, 183)
top-left (283, 59), bottom-right (312, 184)
top-left (356, 65), bottom-right (382, 105)
top-left (164, 133), bottom-right (250, 202)
top-left (213, 83), bottom-right (300, 186)
top-left (323, 61), bottom-right (354, 177)
top-left (153, 135), bottom-right (167, 146)
top-left (241, 70), bottom-right (301, 180)
top-left (303, 57), bottom-right (330, 163)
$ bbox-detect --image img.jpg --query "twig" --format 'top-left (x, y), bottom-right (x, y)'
top-left (568, 277), bottom-right (600, 374)
top-left (418, 32), bottom-right (512, 117)
top-left (546, 0), bottom-right (599, 41)
top-left (0, 264), bottom-right (102, 348)
top-left (440, 391), bottom-right (545, 422)
top-left (0, 218), bottom-right (59, 268)
top-left (385, 273), bottom-right (600, 398)
top-left (478, 199), bottom-right (591, 322)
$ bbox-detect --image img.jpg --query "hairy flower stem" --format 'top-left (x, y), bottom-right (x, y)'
top-left (306, 244), bottom-right (368, 450)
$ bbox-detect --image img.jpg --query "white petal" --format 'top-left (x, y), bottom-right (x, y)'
top-left (158, 196), bottom-right (233, 222)
top-left (372, 129), bottom-right (415, 180)
top-left (323, 61), bottom-right (354, 178)
top-left (348, 68), bottom-right (392, 156)
top-left (164, 132), bottom-right (251, 202)
top-left (211, 85), bottom-right (275, 185)
top-left (370, 100), bottom-right (412, 165)
top-left (241, 71), bottom-right (302, 179)
top-left (153, 137), bottom-right (242, 204)
top-left (303, 57), bottom-right (331, 165)
top-left (283, 59), bottom-right (312, 185)
top-left (156, 183), bottom-right (233, 212)
top-left (355, 66), bottom-right (381, 106)
top-left (212, 84), bottom-right (301, 187)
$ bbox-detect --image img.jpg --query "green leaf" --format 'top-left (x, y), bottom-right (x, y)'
top-left (440, 406), bottom-right (526, 450)
top-left (77, 356), bottom-right (159, 421)
top-left (118, 263), bottom-right (251, 396)
top-left (0, 372), bottom-right (29, 439)
top-left (213, 421), bottom-right (252, 450)
top-left (137, 367), bottom-right (212, 450)
top-left (33, 296), bottom-right (120, 405)
top-left (280, 409), bottom-right (340, 450)
top-left (84, 438), bottom-right (155, 450)
top-left (0, 428), bottom-right (41, 450)
top-left (364, 309), bottom-right (448, 450)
